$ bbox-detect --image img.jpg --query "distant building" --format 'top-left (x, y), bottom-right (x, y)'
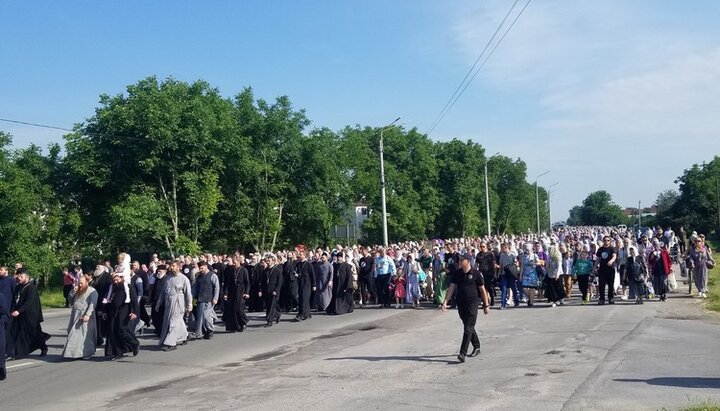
top-left (623, 206), bottom-right (657, 218)
top-left (332, 203), bottom-right (369, 243)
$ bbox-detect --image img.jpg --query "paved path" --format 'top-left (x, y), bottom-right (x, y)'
top-left (4, 291), bottom-right (720, 410)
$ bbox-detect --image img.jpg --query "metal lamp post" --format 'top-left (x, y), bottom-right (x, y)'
top-left (380, 117), bottom-right (401, 247)
top-left (484, 152), bottom-right (500, 236)
top-left (535, 171), bottom-right (550, 233)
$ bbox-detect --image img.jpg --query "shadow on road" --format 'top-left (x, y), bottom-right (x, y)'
top-left (613, 377), bottom-right (720, 388)
top-left (325, 355), bottom-right (459, 364)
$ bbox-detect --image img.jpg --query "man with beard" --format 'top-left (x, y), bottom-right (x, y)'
top-left (280, 251), bottom-right (298, 312)
top-left (326, 252), bottom-right (355, 315)
top-left (102, 273), bottom-right (139, 360)
top-left (475, 242), bottom-right (497, 307)
top-left (226, 255), bottom-right (250, 332)
top-left (157, 262), bottom-right (193, 351)
top-left (8, 268), bottom-right (49, 359)
top-left (357, 247), bottom-right (375, 306)
top-left (192, 261), bottom-right (219, 340)
top-left (222, 256), bottom-right (243, 332)
top-left (1, 266), bottom-right (15, 380)
top-left (90, 261), bottom-right (112, 346)
top-left (181, 256), bottom-right (194, 284)
top-left (294, 251), bottom-right (316, 322)
top-left (314, 252), bottom-right (334, 311)
top-left (261, 254), bottom-right (283, 327)
top-left (149, 265), bottom-right (169, 336)
top-left (248, 255), bottom-right (265, 313)
top-left (131, 260), bottom-right (151, 331)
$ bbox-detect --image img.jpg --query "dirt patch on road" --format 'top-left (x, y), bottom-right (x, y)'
top-left (655, 293), bottom-right (720, 324)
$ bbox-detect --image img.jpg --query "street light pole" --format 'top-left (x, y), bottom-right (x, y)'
top-left (547, 182), bottom-right (559, 232)
top-left (484, 152), bottom-right (500, 236)
top-left (535, 171), bottom-right (550, 233)
top-left (380, 117), bottom-right (401, 247)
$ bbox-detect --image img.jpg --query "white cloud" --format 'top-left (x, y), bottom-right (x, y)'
top-left (445, 0), bottom-right (720, 222)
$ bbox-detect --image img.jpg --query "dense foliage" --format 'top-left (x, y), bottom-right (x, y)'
top-left (0, 76), bottom-right (553, 280)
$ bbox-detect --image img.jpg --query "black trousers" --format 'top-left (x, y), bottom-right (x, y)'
top-left (457, 301), bottom-right (480, 356)
top-left (375, 274), bottom-right (391, 306)
top-left (577, 275), bottom-right (589, 300)
top-left (598, 270), bottom-right (615, 302)
top-left (358, 275), bottom-right (374, 304)
top-left (63, 285), bottom-right (73, 307)
top-left (265, 294), bottom-right (281, 324)
top-left (0, 315), bottom-right (7, 380)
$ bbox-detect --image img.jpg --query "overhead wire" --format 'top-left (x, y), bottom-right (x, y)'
top-left (425, 0), bottom-right (533, 136)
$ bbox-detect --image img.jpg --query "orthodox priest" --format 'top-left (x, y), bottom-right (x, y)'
top-left (157, 263), bottom-right (193, 351)
top-left (326, 252), bottom-right (355, 315)
top-left (261, 254), bottom-right (283, 327)
top-left (8, 268), bottom-right (49, 359)
top-left (102, 273), bottom-right (139, 360)
top-left (294, 251), bottom-right (316, 322)
top-left (0, 266), bottom-right (15, 380)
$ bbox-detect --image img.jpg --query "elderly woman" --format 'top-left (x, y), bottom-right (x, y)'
top-left (62, 275), bottom-right (98, 359)
top-left (520, 243), bottom-right (542, 307)
top-left (689, 238), bottom-right (715, 298)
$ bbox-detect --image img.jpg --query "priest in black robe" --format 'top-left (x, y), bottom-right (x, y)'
top-left (150, 265), bottom-right (169, 336)
top-left (232, 260), bottom-right (251, 332)
top-left (326, 253), bottom-right (355, 315)
top-left (280, 251), bottom-right (298, 312)
top-left (102, 274), bottom-right (139, 360)
top-left (294, 252), bottom-right (316, 321)
top-left (222, 257), bottom-right (241, 332)
top-left (8, 269), bottom-right (48, 359)
top-left (248, 256), bottom-right (265, 313)
top-left (90, 263), bottom-right (112, 346)
top-left (1, 265), bottom-right (15, 380)
top-left (261, 254), bottom-right (283, 327)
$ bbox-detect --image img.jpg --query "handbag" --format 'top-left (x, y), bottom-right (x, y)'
top-left (707, 260), bottom-right (715, 270)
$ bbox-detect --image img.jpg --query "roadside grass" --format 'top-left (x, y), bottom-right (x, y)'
top-left (39, 287), bottom-right (67, 309)
top-left (706, 240), bottom-right (720, 313)
top-left (678, 401), bottom-right (720, 411)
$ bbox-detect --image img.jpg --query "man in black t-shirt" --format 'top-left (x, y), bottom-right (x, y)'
top-left (441, 254), bottom-right (490, 363)
top-left (474, 242), bottom-right (496, 306)
top-left (357, 247), bottom-right (375, 306)
top-left (594, 236), bottom-right (617, 305)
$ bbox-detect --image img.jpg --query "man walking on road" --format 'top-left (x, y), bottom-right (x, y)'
top-left (441, 254), bottom-right (490, 363)
top-left (192, 261), bottom-right (219, 340)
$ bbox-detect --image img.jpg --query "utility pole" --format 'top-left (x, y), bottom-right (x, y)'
top-left (638, 200), bottom-right (642, 228)
top-left (379, 117), bottom-right (400, 247)
top-left (535, 171), bottom-right (550, 233)
top-left (484, 152), bottom-right (499, 236)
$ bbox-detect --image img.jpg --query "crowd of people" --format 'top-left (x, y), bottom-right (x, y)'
top-left (0, 225), bottom-right (716, 377)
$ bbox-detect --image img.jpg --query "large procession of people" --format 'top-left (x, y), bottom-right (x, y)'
top-left (0, 225), bottom-right (716, 378)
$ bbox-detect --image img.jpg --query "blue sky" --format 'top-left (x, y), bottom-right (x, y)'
top-left (2, 1), bottom-right (720, 224)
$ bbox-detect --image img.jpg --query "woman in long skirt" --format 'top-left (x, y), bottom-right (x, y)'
top-left (689, 238), bottom-right (715, 298)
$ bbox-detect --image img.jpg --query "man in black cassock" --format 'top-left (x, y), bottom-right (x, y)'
top-left (248, 256), bottom-right (265, 312)
top-left (231, 257), bottom-right (251, 332)
top-left (222, 257), bottom-right (241, 332)
top-left (326, 252), bottom-right (355, 315)
top-left (0, 265), bottom-right (15, 380)
top-left (261, 254), bottom-right (283, 327)
top-left (280, 251), bottom-right (298, 312)
top-left (150, 265), bottom-right (169, 336)
top-left (8, 268), bottom-right (48, 359)
top-left (294, 251), bottom-right (316, 322)
top-left (90, 262), bottom-right (112, 346)
top-left (102, 274), bottom-right (139, 360)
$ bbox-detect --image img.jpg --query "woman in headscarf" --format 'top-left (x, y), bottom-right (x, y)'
top-left (519, 243), bottom-right (541, 307)
top-left (624, 246), bottom-right (647, 304)
top-left (544, 242), bottom-right (566, 307)
top-left (649, 242), bottom-right (672, 301)
top-left (688, 237), bottom-right (715, 298)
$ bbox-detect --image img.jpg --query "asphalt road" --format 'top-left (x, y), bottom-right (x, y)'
top-left (3, 291), bottom-right (720, 411)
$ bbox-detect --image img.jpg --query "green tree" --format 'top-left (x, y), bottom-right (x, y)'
top-left (64, 76), bottom-right (235, 256)
top-left (567, 191), bottom-right (626, 226)
top-left (664, 157), bottom-right (720, 236)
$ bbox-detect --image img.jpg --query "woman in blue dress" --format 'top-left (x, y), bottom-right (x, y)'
top-left (520, 243), bottom-right (541, 307)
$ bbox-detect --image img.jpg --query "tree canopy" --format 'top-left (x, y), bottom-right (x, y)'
top-left (566, 190), bottom-right (626, 226)
top-left (1, 75), bottom-right (555, 284)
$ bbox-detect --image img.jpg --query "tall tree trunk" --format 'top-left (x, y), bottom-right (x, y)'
top-left (270, 202), bottom-right (283, 251)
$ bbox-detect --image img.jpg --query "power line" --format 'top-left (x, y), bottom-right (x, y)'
top-left (424, 0), bottom-right (520, 136)
top-left (0, 117), bottom-right (149, 143)
top-left (0, 117), bottom-right (74, 132)
top-left (425, 0), bottom-right (533, 136)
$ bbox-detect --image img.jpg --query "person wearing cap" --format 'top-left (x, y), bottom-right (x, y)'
top-left (191, 261), bottom-right (220, 340)
top-left (441, 254), bottom-right (490, 363)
